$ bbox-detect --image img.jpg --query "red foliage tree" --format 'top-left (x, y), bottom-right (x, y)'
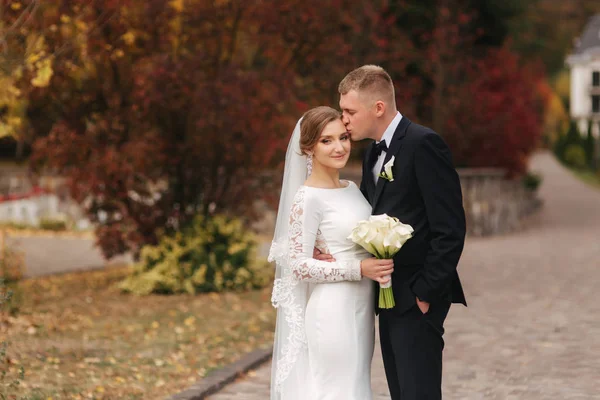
top-left (15, 0), bottom-right (549, 258)
top-left (390, 0), bottom-right (548, 176)
top-left (441, 46), bottom-right (549, 175)
top-left (25, 0), bottom-right (407, 258)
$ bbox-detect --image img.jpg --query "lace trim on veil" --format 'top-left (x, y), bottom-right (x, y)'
top-left (270, 188), bottom-right (308, 391)
top-left (270, 274), bottom-right (305, 391)
top-left (270, 188), bottom-right (332, 392)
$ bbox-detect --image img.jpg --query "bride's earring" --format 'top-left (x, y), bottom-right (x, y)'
top-left (306, 153), bottom-right (313, 176)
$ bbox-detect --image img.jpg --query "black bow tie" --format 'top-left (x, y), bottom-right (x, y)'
top-left (373, 141), bottom-right (388, 157)
top-left (368, 141), bottom-right (388, 170)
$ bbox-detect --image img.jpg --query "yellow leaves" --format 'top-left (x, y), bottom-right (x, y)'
top-left (31, 57), bottom-right (54, 87)
top-left (195, 335), bottom-right (206, 345)
top-left (553, 69), bottom-right (570, 100)
top-left (22, 35), bottom-right (54, 87)
top-left (111, 49), bottom-right (125, 60)
top-left (25, 36), bottom-right (46, 66)
top-left (248, 322), bottom-right (260, 333)
top-left (10, 2), bottom-right (22, 10)
top-left (8, 85), bottom-right (21, 97)
top-left (60, 14), bottom-right (71, 24)
top-left (75, 20), bottom-right (88, 32)
top-left (544, 87), bottom-right (569, 144)
top-left (122, 31), bottom-right (136, 46)
top-left (169, 0), bottom-right (184, 13)
top-left (4, 265), bottom-right (277, 399)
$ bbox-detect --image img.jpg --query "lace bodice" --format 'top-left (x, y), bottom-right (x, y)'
top-left (282, 181), bottom-right (372, 283)
top-left (287, 185), bottom-right (365, 282)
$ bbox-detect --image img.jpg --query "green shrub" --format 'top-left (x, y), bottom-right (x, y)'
top-left (522, 172), bottom-right (543, 191)
top-left (0, 222), bottom-right (31, 230)
top-left (553, 120), bottom-right (581, 161)
top-left (564, 144), bottom-right (587, 169)
top-left (119, 215), bottom-right (273, 295)
top-left (39, 217), bottom-right (68, 231)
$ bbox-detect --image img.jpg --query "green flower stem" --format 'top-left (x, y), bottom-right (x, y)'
top-left (379, 287), bottom-right (395, 309)
top-left (371, 246), bottom-right (384, 259)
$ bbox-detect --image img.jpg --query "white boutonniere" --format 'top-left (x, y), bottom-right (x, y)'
top-left (378, 156), bottom-right (395, 182)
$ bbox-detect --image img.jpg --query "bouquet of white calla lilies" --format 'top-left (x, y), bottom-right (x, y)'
top-left (348, 214), bottom-right (414, 308)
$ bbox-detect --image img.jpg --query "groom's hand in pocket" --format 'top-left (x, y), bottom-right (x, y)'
top-left (313, 248), bottom-right (335, 262)
top-left (416, 297), bottom-right (430, 314)
top-left (360, 258), bottom-right (394, 284)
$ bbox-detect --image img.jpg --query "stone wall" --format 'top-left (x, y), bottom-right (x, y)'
top-left (253, 167), bottom-right (544, 239)
top-left (458, 168), bottom-right (542, 236)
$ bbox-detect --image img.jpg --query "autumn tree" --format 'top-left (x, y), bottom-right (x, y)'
top-left (22, 0), bottom-right (406, 258)
top-left (390, 0), bottom-right (548, 175)
top-left (441, 47), bottom-right (548, 175)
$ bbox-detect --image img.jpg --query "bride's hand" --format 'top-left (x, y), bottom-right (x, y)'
top-left (314, 247), bottom-right (336, 262)
top-left (360, 258), bottom-right (394, 283)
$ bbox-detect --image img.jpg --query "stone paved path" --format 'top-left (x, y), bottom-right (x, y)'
top-left (207, 152), bottom-right (600, 399)
top-left (6, 235), bottom-right (132, 277)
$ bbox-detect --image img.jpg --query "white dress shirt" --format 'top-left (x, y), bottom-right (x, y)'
top-left (372, 112), bottom-right (403, 183)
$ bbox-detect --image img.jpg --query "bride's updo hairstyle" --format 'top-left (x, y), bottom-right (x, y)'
top-left (299, 106), bottom-right (342, 155)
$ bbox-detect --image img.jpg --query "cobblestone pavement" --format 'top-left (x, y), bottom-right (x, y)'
top-left (207, 152), bottom-right (600, 400)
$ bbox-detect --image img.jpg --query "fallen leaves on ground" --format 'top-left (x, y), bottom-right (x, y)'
top-left (1, 266), bottom-right (275, 399)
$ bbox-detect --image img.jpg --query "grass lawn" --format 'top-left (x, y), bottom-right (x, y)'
top-left (2, 266), bottom-right (275, 399)
top-left (570, 168), bottom-right (600, 188)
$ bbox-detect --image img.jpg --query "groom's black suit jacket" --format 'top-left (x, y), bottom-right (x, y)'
top-left (360, 116), bottom-right (467, 315)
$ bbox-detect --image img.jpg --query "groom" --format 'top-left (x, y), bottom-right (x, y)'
top-left (339, 65), bottom-right (467, 399)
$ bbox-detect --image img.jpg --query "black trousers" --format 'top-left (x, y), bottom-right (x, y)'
top-left (379, 301), bottom-right (451, 400)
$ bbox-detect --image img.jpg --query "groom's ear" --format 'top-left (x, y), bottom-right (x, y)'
top-left (374, 100), bottom-right (386, 117)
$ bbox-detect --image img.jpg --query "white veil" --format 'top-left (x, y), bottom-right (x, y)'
top-left (268, 118), bottom-right (312, 399)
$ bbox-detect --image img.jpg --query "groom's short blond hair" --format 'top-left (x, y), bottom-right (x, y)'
top-left (338, 65), bottom-right (396, 108)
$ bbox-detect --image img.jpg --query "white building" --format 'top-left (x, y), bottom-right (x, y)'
top-left (566, 14), bottom-right (600, 137)
top-left (0, 165), bottom-right (91, 230)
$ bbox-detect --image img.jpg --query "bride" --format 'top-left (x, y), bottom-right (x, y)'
top-left (269, 106), bottom-right (394, 399)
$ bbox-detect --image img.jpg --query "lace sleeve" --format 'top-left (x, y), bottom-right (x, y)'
top-left (287, 188), bottom-right (362, 283)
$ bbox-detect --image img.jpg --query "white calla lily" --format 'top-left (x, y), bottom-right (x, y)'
top-left (347, 213), bottom-right (414, 308)
top-left (378, 156), bottom-right (395, 182)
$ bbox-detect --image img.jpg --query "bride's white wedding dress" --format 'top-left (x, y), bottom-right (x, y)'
top-left (277, 179), bottom-right (375, 399)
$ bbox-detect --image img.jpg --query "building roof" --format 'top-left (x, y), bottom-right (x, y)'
top-left (574, 14), bottom-right (600, 55)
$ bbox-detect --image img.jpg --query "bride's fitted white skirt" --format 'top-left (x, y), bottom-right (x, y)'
top-left (305, 277), bottom-right (375, 400)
